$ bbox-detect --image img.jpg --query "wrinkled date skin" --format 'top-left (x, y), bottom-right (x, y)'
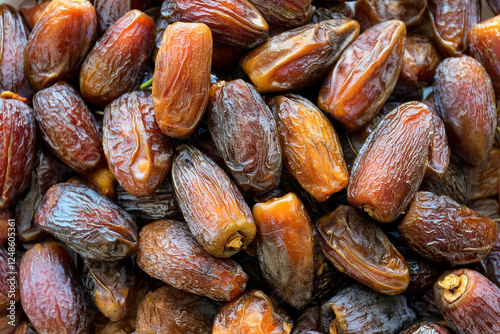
top-left (137, 220), bottom-right (248, 301)
top-left (208, 80), bottom-right (282, 195)
top-left (23, 0), bottom-right (97, 91)
top-left (406, 259), bottom-right (443, 298)
top-left (246, 0), bottom-right (313, 28)
top-left (398, 191), bottom-right (499, 265)
top-left (318, 20), bottom-right (406, 131)
top-left (103, 91), bottom-right (173, 197)
top-left (94, 0), bottom-right (152, 34)
top-left (161, 0), bottom-right (268, 49)
top-left (79, 10), bottom-right (155, 108)
top-left (268, 94), bottom-right (349, 202)
top-left (136, 285), bottom-right (218, 334)
top-left (477, 222), bottom-right (500, 287)
top-left (434, 269), bottom-right (500, 334)
top-left (0, 248), bottom-right (19, 308)
top-left (241, 18), bottom-right (360, 93)
top-left (470, 148), bottom-right (500, 200)
top-left (153, 22), bottom-right (212, 138)
top-left (426, 108), bottom-right (450, 180)
top-left (0, 97), bottom-right (36, 210)
top-left (172, 145), bottom-right (256, 258)
top-left (0, 210), bottom-right (11, 246)
top-left (213, 290), bottom-right (292, 334)
top-left (33, 82), bottom-right (104, 174)
top-left (19, 0), bottom-right (51, 29)
top-left (252, 193), bottom-right (314, 310)
top-left (355, 0), bottom-right (427, 30)
top-left (316, 205), bottom-right (409, 295)
top-left (347, 102), bottom-right (432, 223)
top-left (291, 306), bottom-right (321, 334)
top-left (428, 0), bottom-right (480, 57)
top-left (19, 242), bottom-right (90, 334)
top-left (311, 2), bottom-right (354, 22)
top-left (34, 183), bottom-right (139, 261)
top-left (0, 5), bottom-right (34, 100)
top-left (400, 322), bottom-right (451, 334)
top-left (433, 56), bottom-right (497, 167)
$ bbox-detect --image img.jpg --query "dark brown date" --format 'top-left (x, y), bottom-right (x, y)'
top-left (94, 0), bottom-right (152, 34)
top-left (0, 210), bottom-right (11, 246)
top-left (477, 222), bottom-right (500, 287)
top-left (246, 0), bottom-right (313, 28)
top-left (34, 183), bottom-right (139, 261)
top-left (406, 259), bottom-right (443, 299)
top-left (0, 248), bottom-right (18, 308)
top-left (13, 323), bottom-right (37, 334)
top-left (208, 80), bottom-right (282, 195)
top-left (137, 219), bottom-right (248, 301)
top-left (33, 82), bottom-right (104, 174)
top-left (470, 148), bottom-right (500, 200)
top-left (400, 322), bottom-right (451, 334)
top-left (426, 108), bottom-right (450, 180)
top-left (311, 2), bottom-right (354, 22)
top-left (355, 0), bottom-right (427, 30)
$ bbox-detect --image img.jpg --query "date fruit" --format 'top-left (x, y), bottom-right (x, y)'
top-left (0, 210), bottom-right (11, 246)
top-left (355, 0), bottom-right (427, 30)
top-left (470, 148), bottom-right (500, 200)
top-left (246, 0), bottom-right (313, 28)
top-left (400, 322), bottom-right (451, 334)
top-left (94, 0), bottom-right (152, 34)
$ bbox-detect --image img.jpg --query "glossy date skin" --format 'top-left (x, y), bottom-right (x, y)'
top-left (34, 183), bottom-right (139, 261)
top-left (19, 242), bottom-right (90, 334)
top-left (470, 148), bottom-right (500, 200)
top-left (316, 205), bottom-right (409, 295)
top-left (137, 219), bottom-right (248, 301)
top-left (246, 0), bottom-right (313, 28)
top-left (347, 102), bottom-right (432, 223)
top-left (355, 0), bottom-right (427, 31)
top-left (19, 0), bottom-right (51, 29)
top-left (318, 20), bottom-right (406, 131)
top-left (241, 18), bottom-right (360, 93)
top-left (33, 82), bottom-right (104, 174)
top-left (398, 191), bottom-right (499, 265)
top-left (23, 0), bottom-right (97, 91)
top-left (94, 0), bottom-right (152, 34)
top-left (477, 223), bottom-right (500, 288)
top-left (208, 80), bottom-right (282, 195)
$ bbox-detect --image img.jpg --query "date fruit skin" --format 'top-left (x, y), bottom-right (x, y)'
top-left (470, 148), bottom-right (500, 200)
top-left (19, 0), bottom-right (51, 29)
top-left (433, 56), bottom-right (497, 167)
top-left (252, 193), bottom-right (314, 310)
top-left (0, 5), bottom-right (34, 100)
top-left (0, 248), bottom-right (19, 308)
top-left (398, 191), bottom-right (499, 265)
top-left (213, 290), bottom-right (292, 334)
top-left (0, 210), bottom-right (10, 246)
top-left (208, 80), bottom-right (282, 195)
top-left (34, 183), bottom-right (139, 261)
top-left (355, 0), bottom-right (427, 31)
top-left (94, 0), bottom-right (152, 34)
top-left (19, 242), bottom-right (90, 334)
top-left (137, 219), bottom-right (248, 301)
top-left (153, 22), bottom-right (212, 138)
top-left (400, 322), bottom-right (451, 334)
top-left (172, 145), bottom-right (256, 258)
top-left (477, 222), bottom-right (500, 288)
top-left (136, 285), bottom-right (218, 334)
top-left (0, 97), bottom-right (36, 210)
top-left (33, 82), bottom-right (105, 174)
top-left (318, 20), bottom-right (406, 131)
top-left (103, 90), bottom-right (172, 197)
top-left (161, 0), bottom-right (268, 49)
top-left (317, 205), bottom-right (409, 295)
top-left (347, 101), bottom-right (432, 223)
top-left (241, 18), bottom-right (360, 93)
top-left (426, 108), bottom-right (450, 180)
top-left (23, 0), bottom-right (97, 91)
top-left (80, 10), bottom-right (155, 108)
top-left (268, 94), bottom-right (348, 202)
top-left (434, 269), bottom-right (500, 334)
top-left (246, 0), bottom-right (313, 28)
top-left (291, 306), bottom-right (321, 334)
top-left (428, 0), bottom-right (480, 57)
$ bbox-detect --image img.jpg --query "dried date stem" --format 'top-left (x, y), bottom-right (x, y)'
top-left (438, 274), bottom-right (468, 303)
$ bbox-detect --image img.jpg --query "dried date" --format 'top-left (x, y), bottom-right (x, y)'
top-left (355, 0), bottom-right (427, 30)
top-left (246, 0), bottom-right (313, 28)
top-left (94, 0), bottom-right (152, 34)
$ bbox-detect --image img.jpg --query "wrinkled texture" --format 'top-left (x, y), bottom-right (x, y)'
top-left (34, 183), bottom-right (139, 260)
top-left (318, 20), bottom-right (406, 131)
top-left (355, 0), bottom-right (427, 30)
top-left (291, 306), bottom-right (321, 334)
top-left (470, 148), bottom-right (500, 200)
top-left (0, 210), bottom-right (11, 246)
top-left (400, 322), bottom-right (451, 334)
top-left (94, 0), bottom-right (152, 34)
top-left (311, 1), bottom-right (354, 22)
top-left (23, 0), bottom-right (97, 90)
top-left (0, 248), bottom-right (19, 308)
top-left (477, 222), bottom-right (500, 288)
top-left (246, 0), bottom-right (313, 28)
top-left (19, 0), bottom-right (51, 29)
top-left (33, 82), bottom-right (104, 174)
top-left (241, 18), bottom-right (360, 93)
top-left (137, 220), bottom-right (248, 301)
top-left (426, 108), bottom-right (450, 180)
top-left (406, 259), bottom-right (442, 299)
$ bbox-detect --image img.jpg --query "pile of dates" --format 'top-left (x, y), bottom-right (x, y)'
top-left (2, 0), bottom-right (500, 333)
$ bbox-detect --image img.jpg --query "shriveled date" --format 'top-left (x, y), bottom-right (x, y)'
top-left (94, 0), bottom-right (152, 34)
top-left (355, 0), bottom-right (427, 30)
top-left (246, 0), bottom-right (314, 28)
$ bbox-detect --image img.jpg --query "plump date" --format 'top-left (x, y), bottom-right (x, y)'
top-left (355, 0), bottom-right (427, 30)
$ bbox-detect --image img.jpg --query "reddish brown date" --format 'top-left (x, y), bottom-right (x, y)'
top-left (355, 0), bottom-right (427, 31)
top-left (246, 0), bottom-right (313, 28)
top-left (137, 219), bottom-right (248, 301)
top-left (470, 148), bottom-right (500, 200)
top-left (318, 20), bottom-right (406, 131)
top-left (400, 322), bottom-right (451, 334)
top-left (426, 108), bottom-right (450, 180)
top-left (33, 82), bottom-right (104, 174)
top-left (208, 80), bottom-right (282, 195)
top-left (94, 0), bottom-right (152, 34)
top-left (0, 210), bottom-right (10, 246)
top-left (213, 290), bottom-right (292, 334)
top-left (19, 242), bottom-right (90, 334)
top-left (398, 191), bottom-right (499, 265)
top-left (434, 269), bottom-right (500, 334)
top-left (433, 56), bottom-right (497, 167)
top-left (103, 91), bottom-right (172, 196)
top-left (23, 0), bottom-right (97, 91)
top-left (0, 97), bottom-right (36, 210)
top-left (241, 18), bottom-right (360, 93)
top-left (34, 183), bottom-right (139, 261)
top-left (347, 102), bottom-right (432, 223)
top-left (477, 222), bottom-right (500, 288)
top-left (19, 0), bottom-right (51, 29)
top-left (0, 248), bottom-right (18, 308)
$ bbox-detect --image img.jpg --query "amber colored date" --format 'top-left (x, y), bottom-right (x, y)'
top-left (23, 0), bottom-right (97, 91)
top-left (19, 0), bottom-right (51, 29)
top-left (241, 18), bottom-right (359, 93)
top-left (355, 0), bottom-right (427, 30)
top-left (0, 248), bottom-right (19, 308)
top-left (347, 102), bottom-right (432, 223)
top-left (153, 22), bottom-right (212, 138)
top-left (94, 0), bottom-right (152, 34)
top-left (268, 94), bottom-right (348, 202)
top-left (434, 269), bottom-right (500, 334)
top-left (19, 242), bottom-right (90, 334)
top-left (246, 0), bottom-right (313, 28)
top-left (213, 290), bottom-right (292, 334)
top-left (318, 20), bottom-right (406, 131)
top-left (33, 82), bottom-right (105, 174)
top-left (137, 219), bottom-right (248, 301)
top-left (34, 183), bottom-right (139, 261)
